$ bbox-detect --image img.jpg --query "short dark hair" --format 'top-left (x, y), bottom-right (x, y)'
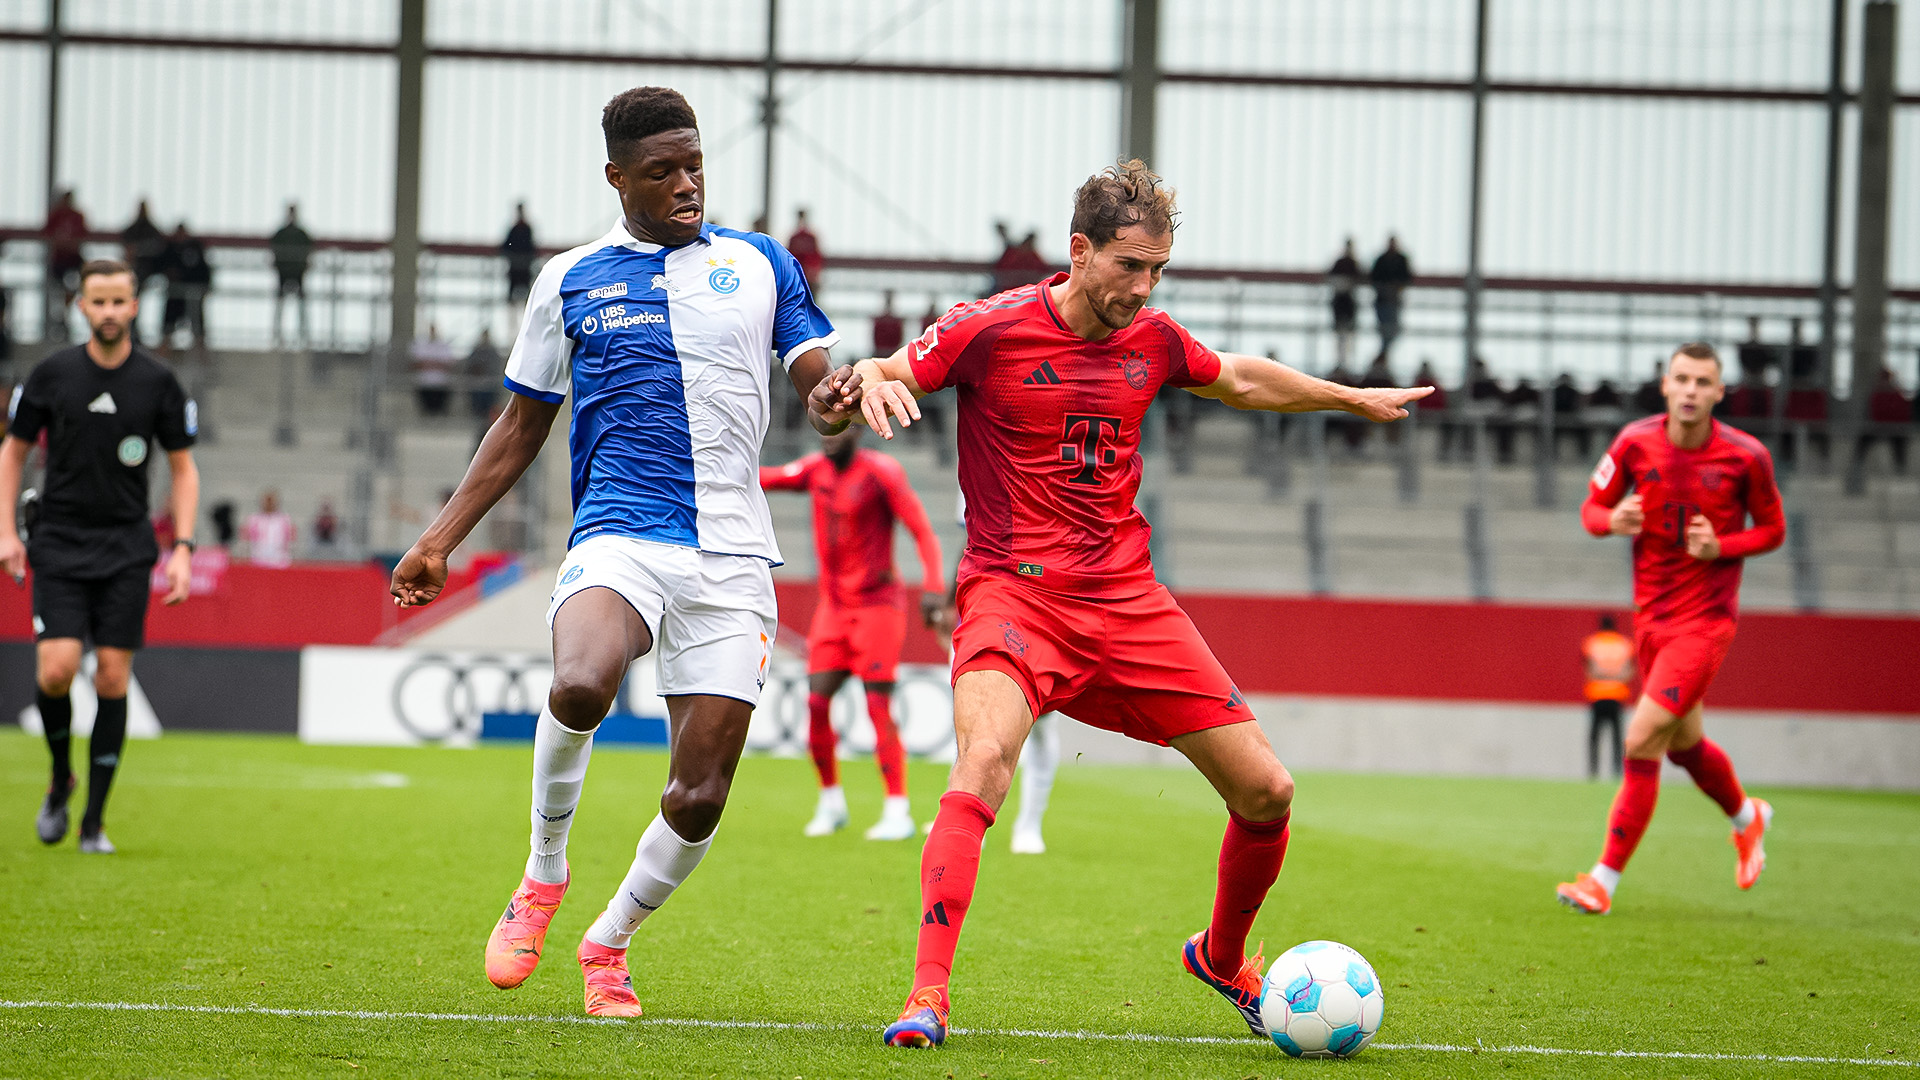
top-left (1070, 159), bottom-right (1178, 248)
top-left (602, 86), bottom-right (699, 165)
top-left (1670, 342), bottom-right (1722, 371)
top-left (78, 259), bottom-right (134, 286)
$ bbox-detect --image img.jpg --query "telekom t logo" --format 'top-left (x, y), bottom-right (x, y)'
top-left (1060, 414), bottom-right (1122, 485)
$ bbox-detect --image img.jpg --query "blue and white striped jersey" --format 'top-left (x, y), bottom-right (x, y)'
top-left (504, 218), bottom-right (839, 562)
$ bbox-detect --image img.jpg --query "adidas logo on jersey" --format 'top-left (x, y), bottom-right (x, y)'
top-left (87, 392), bottom-right (117, 414)
top-left (1022, 360), bottom-right (1063, 386)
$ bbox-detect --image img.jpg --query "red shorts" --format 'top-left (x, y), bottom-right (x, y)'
top-left (949, 575), bottom-right (1251, 746)
top-left (1635, 618), bottom-right (1737, 717)
top-left (808, 601), bottom-right (908, 683)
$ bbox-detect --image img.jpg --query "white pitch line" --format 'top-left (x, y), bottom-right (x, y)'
top-left (1, 1000), bottom-right (1912, 1069)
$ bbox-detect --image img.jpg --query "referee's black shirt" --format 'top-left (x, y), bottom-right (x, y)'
top-left (7, 344), bottom-right (197, 577)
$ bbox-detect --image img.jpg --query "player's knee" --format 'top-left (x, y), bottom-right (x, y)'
top-left (1233, 770), bottom-right (1294, 823)
top-left (37, 659), bottom-right (79, 696)
top-left (546, 670), bottom-right (617, 730)
top-left (660, 777), bottom-right (730, 843)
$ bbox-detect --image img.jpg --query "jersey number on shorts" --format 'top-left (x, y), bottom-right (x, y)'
top-left (1060, 414), bottom-right (1123, 486)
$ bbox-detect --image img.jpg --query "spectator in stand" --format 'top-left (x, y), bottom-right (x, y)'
top-left (1736, 316), bottom-right (1772, 387)
top-left (311, 497), bottom-right (341, 556)
top-left (1782, 318), bottom-right (1828, 465)
top-left (1413, 358), bottom-right (1452, 457)
top-left (411, 323), bottom-right (455, 416)
top-left (463, 329), bottom-right (503, 419)
top-left (920, 297), bottom-right (941, 336)
top-left (242, 490), bottom-right (296, 568)
top-left (120, 200), bottom-right (168, 316)
top-left (1724, 320), bottom-right (1773, 425)
top-left (991, 221), bottom-right (1050, 296)
top-left (1552, 372), bottom-right (1588, 457)
top-left (788, 208), bottom-right (824, 293)
top-left (1328, 238), bottom-right (1360, 372)
top-left (872, 290), bottom-right (904, 358)
top-left (1632, 359), bottom-right (1665, 416)
top-left (209, 500), bottom-right (237, 548)
top-left (1499, 377), bottom-right (1542, 464)
top-left (0, 280), bottom-right (10, 364)
top-left (1461, 357), bottom-right (1506, 462)
top-left (43, 189), bottom-right (88, 339)
top-left (270, 203), bottom-right (314, 348)
top-left (502, 202), bottom-right (537, 308)
top-left (161, 223), bottom-right (211, 356)
top-left (1855, 367), bottom-right (1912, 473)
top-left (1585, 378), bottom-right (1627, 451)
top-left (1370, 235), bottom-right (1412, 358)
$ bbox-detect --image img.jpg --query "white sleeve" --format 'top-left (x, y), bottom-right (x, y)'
top-left (502, 249), bottom-right (587, 403)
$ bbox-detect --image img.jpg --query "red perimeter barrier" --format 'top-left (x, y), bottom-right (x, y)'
top-left (775, 581), bottom-right (1920, 716)
top-left (0, 559), bottom-right (485, 648)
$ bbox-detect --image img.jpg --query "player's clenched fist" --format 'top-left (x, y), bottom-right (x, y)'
top-left (390, 545), bottom-right (448, 607)
top-left (808, 365), bottom-right (864, 431)
top-left (1608, 493), bottom-right (1644, 537)
top-left (1685, 514), bottom-right (1721, 561)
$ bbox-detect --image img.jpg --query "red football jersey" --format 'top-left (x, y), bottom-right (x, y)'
top-left (760, 447), bottom-right (944, 609)
top-left (907, 273), bottom-right (1222, 599)
top-left (1582, 416), bottom-right (1785, 625)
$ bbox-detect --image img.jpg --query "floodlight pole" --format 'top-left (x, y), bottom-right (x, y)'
top-left (1845, 1), bottom-right (1898, 496)
top-left (1120, 0), bottom-right (1159, 165)
top-left (389, 0), bottom-right (426, 352)
top-left (1816, 0), bottom-right (1846, 403)
top-left (759, 0), bottom-right (779, 229)
top-left (42, 0), bottom-right (62, 218)
top-left (1462, 0), bottom-right (1488, 380)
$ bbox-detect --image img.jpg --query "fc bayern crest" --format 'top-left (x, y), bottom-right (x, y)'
top-left (1120, 349), bottom-right (1151, 390)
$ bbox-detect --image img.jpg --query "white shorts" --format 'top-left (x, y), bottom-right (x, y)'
top-left (546, 534), bottom-right (777, 705)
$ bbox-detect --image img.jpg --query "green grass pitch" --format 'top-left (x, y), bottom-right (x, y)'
top-left (2, 729), bottom-right (1916, 1078)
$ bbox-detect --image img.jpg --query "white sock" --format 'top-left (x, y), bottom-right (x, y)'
top-left (526, 708), bottom-right (596, 885)
top-left (1588, 863), bottom-right (1622, 897)
top-left (1014, 713), bottom-right (1061, 834)
top-left (585, 814), bottom-right (712, 950)
top-left (817, 785), bottom-right (846, 812)
top-left (880, 794), bottom-right (911, 819)
top-left (1731, 798), bottom-right (1756, 830)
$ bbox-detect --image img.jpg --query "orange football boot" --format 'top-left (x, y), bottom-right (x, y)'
top-left (577, 935), bottom-right (644, 1018)
top-left (484, 872), bottom-right (567, 989)
top-left (1732, 798), bottom-right (1773, 890)
top-left (1555, 872), bottom-right (1612, 914)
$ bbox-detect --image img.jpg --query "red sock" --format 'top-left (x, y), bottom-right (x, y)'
top-left (806, 692), bottom-right (838, 788)
top-left (911, 791), bottom-right (995, 1010)
top-left (1599, 758), bottom-right (1662, 872)
top-left (1666, 738), bottom-right (1745, 817)
top-left (868, 690), bottom-right (907, 798)
top-left (1206, 810), bottom-right (1290, 975)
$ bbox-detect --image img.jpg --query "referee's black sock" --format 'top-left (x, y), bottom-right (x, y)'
top-left (80, 696), bottom-right (128, 836)
top-left (37, 690), bottom-right (74, 795)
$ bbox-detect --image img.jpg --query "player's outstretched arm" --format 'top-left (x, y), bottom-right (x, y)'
top-left (1189, 351), bottom-right (1432, 421)
top-left (848, 348), bottom-right (927, 440)
top-left (391, 393), bottom-right (561, 607)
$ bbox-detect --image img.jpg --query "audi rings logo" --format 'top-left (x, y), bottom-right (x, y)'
top-left (391, 654), bottom-right (551, 743)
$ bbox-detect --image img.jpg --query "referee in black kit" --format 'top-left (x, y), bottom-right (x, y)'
top-left (0, 259), bottom-right (200, 853)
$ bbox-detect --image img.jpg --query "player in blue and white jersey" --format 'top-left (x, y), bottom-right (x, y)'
top-left (390, 87), bottom-right (863, 1018)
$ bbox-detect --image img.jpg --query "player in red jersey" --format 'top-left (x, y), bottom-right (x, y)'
top-left (809, 161), bottom-right (1430, 1047)
top-left (1556, 342), bottom-right (1786, 915)
top-left (761, 428), bottom-right (945, 841)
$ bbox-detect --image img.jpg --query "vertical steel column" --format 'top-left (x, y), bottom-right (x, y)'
top-left (1120, 0), bottom-right (1159, 164)
top-left (1462, 0), bottom-right (1489, 378)
top-left (1817, 0), bottom-right (1847, 395)
top-left (1845, 1), bottom-right (1898, 496)
top-left (42, 0), bottom-right (62, 216)
top-left (759, 0), bottom-right (779, 227)
top-left (389, 0), bottom-right (426, 350)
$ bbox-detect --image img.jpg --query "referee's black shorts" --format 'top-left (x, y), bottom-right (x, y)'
top-left (32, 565), bottom-right (152, 650)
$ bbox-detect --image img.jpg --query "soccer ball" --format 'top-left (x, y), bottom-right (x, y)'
top-left (1258, 940), bottom-right (1384, 1058)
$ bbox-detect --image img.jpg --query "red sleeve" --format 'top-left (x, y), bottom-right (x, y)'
top-left (878, 460), bottom-right (944, 592)
top-left (1717, 446), bottom-right (1786, 559)
top-left (1580, 432), bottom-right (1634, 536)
top-left (906, 298), bottom-right (1013, 393)
top-left (758, 454), bottom-right (817, 492)
top-left (1151, 312), bottom-right (1222, 388)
